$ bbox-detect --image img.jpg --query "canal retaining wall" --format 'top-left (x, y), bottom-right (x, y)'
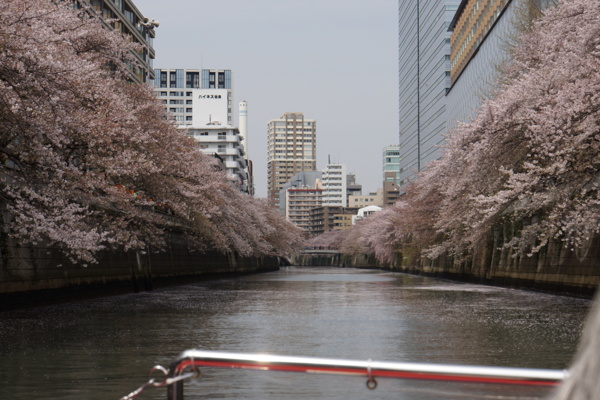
top-left (0, 232), bottom-right (280, 310)
top-left (292, 234), bottom-right (600, 298)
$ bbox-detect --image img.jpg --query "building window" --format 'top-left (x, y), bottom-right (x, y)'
top-left (186, 72), bottom-right (200, 88)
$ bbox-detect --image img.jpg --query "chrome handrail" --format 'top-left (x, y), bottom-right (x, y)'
top-left (163, 349), bottom-right (568, 400)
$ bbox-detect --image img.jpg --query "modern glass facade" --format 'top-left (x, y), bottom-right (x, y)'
top-left (398, 0), bottom-right (459, 189)
top-left (446, 0), bottom-right (556, 131)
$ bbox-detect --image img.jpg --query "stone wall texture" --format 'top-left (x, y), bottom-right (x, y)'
top-left (0, 232), bottom-right (279, 310)
top-left (292, 233), bottom-right (600, 298)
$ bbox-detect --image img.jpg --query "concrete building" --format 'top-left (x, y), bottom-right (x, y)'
top-left (82, 0), bottom-right (156, 84)
top-left (383, 145), bottom-right (401, 183)
top-left (446, 0), bottom-right (555, 130)
top-left (346, 174), bottom-right (362, 203)
top-left (184, 127), bottom-right (247, 187)
top-left (153, 68), bottom-right (249, 190)
top-left (286, 186), bottom-right (323, 233)
top-left (278, 171), bottom-right (323, 215)
top-left (384, 171), bottom-right (401, 206)
top-left (349, 189), bottom-right (384, 208)
top-left (398, 0), bottom-right (460, 189)
top-left (322, 164), bottom-right (347, 207)
top-left (267, 112), bottom-right (317, 208)
top-left (308, 206), bottom-right (359, 236)
top-left (153, 68), bottom-right (234, 127)
top-left (332, 212), bottom-right (356, 231)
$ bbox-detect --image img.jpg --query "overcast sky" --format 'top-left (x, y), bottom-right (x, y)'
top-left (135, 0), bottom-right (399, 198)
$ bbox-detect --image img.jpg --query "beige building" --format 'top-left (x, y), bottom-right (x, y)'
top-left (267, 112), bottom-right (316, 208)
top-left (308, 206), bottom-right (359, 236)
top-left (333, 213), bottom-right (355, 230)
top-left (285, 187), bottom-right (322, 233)
top-left (348, 188), bottom-right (384, 208)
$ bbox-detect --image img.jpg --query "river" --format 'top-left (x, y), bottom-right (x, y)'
top-left (0, 267), bottom-right (592, 400)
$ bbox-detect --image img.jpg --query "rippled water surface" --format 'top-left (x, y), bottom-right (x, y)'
top-left (0, 267), bottom-right (592, 400)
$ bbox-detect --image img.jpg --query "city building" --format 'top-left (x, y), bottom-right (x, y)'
top-left (383, 171), bottom-right (401, 206)
top-left (285, 186), bottom-right (323, 233)
top-left (81, 0), bottom-right (156, 84)
top-left (184, 127), bottom-right (247, 187)
top-left (267, 112), bottom-right (317, 208)
top-left (153, 68), bottom-right (234, 127)
top-left (346, 174), bottom-right (362, 203)
top-left (278, 171), bottom-right (323, 215)
top-left (322, 164), bottom-right (347, 207)
top-left (446, 0), bottom-right (555, 130)
top-left (308, 206), bottom-right (359, 236)
top-left (398, 0), bottom-right (460, 189)
top-left (383, 145), bottom-right (401, 183)
top-left (349, 189), bottom-right (384, 208)
top-left (332, 212), bottom-right (356, 231)
top-left (153, 68), bottom-right (249, 189)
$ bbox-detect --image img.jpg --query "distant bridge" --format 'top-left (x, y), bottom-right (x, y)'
top-left (301, 249), bottom-right (340, 255)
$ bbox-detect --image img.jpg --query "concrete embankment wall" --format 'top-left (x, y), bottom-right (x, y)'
top-left (292, 235), bottom-right (600, 298)
top-left (0, 233), bottom-right (280, 310)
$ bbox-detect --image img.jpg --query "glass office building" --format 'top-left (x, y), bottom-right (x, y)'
top-left (398, 0), bottom-right (460, 188)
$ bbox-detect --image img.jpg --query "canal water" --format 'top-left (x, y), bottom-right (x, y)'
top-left (0, 267), bottom-right (592, 400)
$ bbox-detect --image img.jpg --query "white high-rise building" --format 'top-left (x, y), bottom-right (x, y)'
top-left (322, 164), bottom-right (347, 207)
top-left (153, 68), bottom-right (249, 191)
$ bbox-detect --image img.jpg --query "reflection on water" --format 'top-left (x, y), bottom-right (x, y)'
top-left (0, 267), bottom-right (591, 400)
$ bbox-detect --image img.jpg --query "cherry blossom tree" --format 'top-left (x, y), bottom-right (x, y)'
top-left (0, 0), bottom-right (304, 262)
top-left (341, 0), bottom-right (599, 265)
top-left (425, 0), bottom-right (600, 259)
top-left (305, 229), bottom-right (349, 250)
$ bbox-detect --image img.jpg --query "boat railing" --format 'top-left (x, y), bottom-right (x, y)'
top-left (120, 349), bottom-right (569, 400)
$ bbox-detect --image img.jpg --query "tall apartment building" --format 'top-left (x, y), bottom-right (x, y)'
top-left (398, 0), bottom-right (460, 189)
top-left (322, 164), bottom-right (347, 207)
top-left (286, 187), bottom-right (323, 233)
top-left (81, 0), bottom-right (156, 84)
top-left (267, 112), bottom-right (317, 208)
top-left (153, 68), bottom-right (248, 189)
